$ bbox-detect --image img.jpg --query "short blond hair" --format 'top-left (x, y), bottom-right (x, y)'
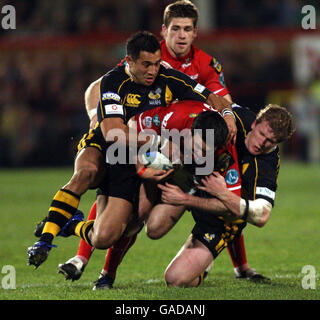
top-left (256, 104), bottom-right (295, 142)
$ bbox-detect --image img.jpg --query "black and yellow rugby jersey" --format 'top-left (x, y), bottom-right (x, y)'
top-left (232, 104), bottom-right (280, 206)
top-left (97, 63), bottom-right (212, 124)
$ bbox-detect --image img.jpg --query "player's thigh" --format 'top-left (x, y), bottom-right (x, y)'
top-left (165, 234), bottom-right (213, 286)
top-left (138, 181), bottom-right (159, 221)
top-left (94, 196), bottom-right (133, 238)
top-left (145, 203), bottom-right (185, 239)
top-left (74, 147), bottom-right (106, 185)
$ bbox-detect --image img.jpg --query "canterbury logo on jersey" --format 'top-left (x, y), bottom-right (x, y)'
top-left (125, 94), bottom-right (141, 107)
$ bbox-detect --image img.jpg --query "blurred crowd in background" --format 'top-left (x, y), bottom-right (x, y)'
top-left (0, 0), bottom-right (319, 167)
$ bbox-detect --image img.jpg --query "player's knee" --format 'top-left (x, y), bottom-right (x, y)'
top-left (145, 225), bottom-right (164, 240)
top-left (91, 232), bottom-right (113, 249)
top-left (164, 269), bottom-right (188, 287)
top-left (91, 225), bottom-right (121, 249)
top-left (145, 218), bottom-right (168, 240)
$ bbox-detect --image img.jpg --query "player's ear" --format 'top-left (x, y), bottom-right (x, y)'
top-left (251, 119), bottom-right (257, 130)
top-left (161, 24), bottom-right (167, 38)
top-left (126, 55), bottom-right (134, 68)
top-left (193, 26), bottom-right (198, 39)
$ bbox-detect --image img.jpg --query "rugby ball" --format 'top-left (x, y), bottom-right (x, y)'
top-left (141, 151), bottom-right (173, 171)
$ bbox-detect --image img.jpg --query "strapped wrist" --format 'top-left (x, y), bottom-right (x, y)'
top-left (221, 108), bottom-right (235, 120)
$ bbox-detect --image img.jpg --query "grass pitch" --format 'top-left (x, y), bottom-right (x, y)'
top-left (0, 161), bottom-right (319, 301)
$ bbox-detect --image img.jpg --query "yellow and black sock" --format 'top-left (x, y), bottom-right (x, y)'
top-left (74, 220), bottom-right (94, 246)
top-left (40, 188), bottom-right (80, 243)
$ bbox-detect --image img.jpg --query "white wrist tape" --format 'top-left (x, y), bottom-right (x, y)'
top-left (240, 198), bottom-right (272, 224)
top-left (88, 108), bottom-right (97, 120)
top-left (221, 108), bottom-right (235, 120)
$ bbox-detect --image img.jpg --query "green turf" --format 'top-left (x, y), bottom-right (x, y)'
top-left (0, 161), bottom-right (319, 300)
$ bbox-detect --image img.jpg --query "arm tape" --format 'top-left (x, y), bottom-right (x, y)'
top-left (240, 198), bottom-right (272, 223)
top-left (88, 108), bottom-right (97, 120)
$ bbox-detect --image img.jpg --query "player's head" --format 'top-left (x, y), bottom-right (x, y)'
top-left (126, 31), bottom-right (161, 86)
top-left (246, 104), bottom-right (295, 155)
top-left (190, 111), bottom-right (228, 159)
top-left (162, 0), bottom-right (199, 58)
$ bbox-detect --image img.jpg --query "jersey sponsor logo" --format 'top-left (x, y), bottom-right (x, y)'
top-left (216, 151), bottom-right (234, 173)
top-left (152, 114), bottom-right (161, 127)
top-left (256, 187), bottom-right (275, 200)
top-left (181, 58), bottom-right (191, 69)
top-left (142, 116), bottom-right (153, 129)
top-left (148, 88), bottom-right (162, 100)
top-left (194, 83), bottom-right (205, 94)
top-left (225, 169), bottom-right (239, 185)
top-left (189, 113), bottom-right (199, 118)
top-left (104, 104), bottom-right (124, 115)
top-left (203, 233), bottom-right (215, 242)
top-left (102, 92), bottom-right (121, 101)
top-left (181, 62), bottom-right (191, 69)
top-left (125, 94), bottom-right (141, 107)
top-left (210, 57), bottom-right (222, 74)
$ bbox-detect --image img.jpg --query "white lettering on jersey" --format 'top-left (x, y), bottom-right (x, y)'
top-left (102, 92), bottom-right (121, 101)
top-left (256, 187), bottom-right (275, 200)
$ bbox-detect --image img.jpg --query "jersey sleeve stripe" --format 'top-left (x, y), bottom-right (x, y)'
top-left (234, 111), bottom-right (247, 137)
top-left (253, 157), bottom-right (258, 200)
top-left (227, 185), bottom-right (241, 191)
top-left (159, 73), bottom-right (209, 100)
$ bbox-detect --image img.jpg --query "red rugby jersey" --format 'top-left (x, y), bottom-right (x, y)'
top-left (160, 40), bottom-right (229, 97)
top-left (136, 100), bottom-right (241, 196)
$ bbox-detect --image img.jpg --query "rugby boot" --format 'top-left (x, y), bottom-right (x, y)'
top-left (235, 268), bottom-right (271, 282)
top-left (92, 273), bottom-right (114, 290)
top-left (58, 256), bottom-right (85, 281)
top-left (27, 241), bottom-right (56, 268)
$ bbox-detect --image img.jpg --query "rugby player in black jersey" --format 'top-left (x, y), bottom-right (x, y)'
top-left (27, 31), bottom-right (236, 268)
top-left (158, 104), bottom-right (295, 286)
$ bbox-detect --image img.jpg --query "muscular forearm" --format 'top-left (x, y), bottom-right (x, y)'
top-left (216, 190), bottom-right (272, 227)
top-left (101, 118), bottom-right (157, 150)
top-left (205, 93), bottom-right (232, 113)
top-left (215, 190), bottom-right (242, 217)
top-left (182, 193), bottom-right (232, 216)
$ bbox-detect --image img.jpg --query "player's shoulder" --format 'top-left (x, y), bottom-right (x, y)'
top-left (258, 147), bottom-right (280, 168)
top-left (101, 64), bottom-right (130, 89)
top-left (232, 103), bottom-right (256, 133)
top-left (192, 45), bottom-right (212, 61)
top-left (103, 64), bottom-right (129, 82)
top-left (192, 45), bottom-right (224, 74)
